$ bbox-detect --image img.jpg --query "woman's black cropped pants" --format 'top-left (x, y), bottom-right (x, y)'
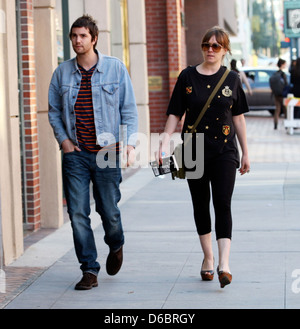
top-left (187, 158), bottom-right (237, 240)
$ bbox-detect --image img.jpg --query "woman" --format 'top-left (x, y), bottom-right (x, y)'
top-left (230, 59), bottom-right (252, 96)
top-left (159, 26), bottom-right (250, 288)
top-left (273, 58), bottom-right (288, 129)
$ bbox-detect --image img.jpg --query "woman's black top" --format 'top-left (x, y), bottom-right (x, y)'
top-left (291, 69), bottom-right (300, 97)
top-left (167, 65), bottom-right (249, 167)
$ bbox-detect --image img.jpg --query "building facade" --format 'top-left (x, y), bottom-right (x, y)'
top-left (146, 0), bottom-right (239, 136)
top-left (185, 0), bottom-right (238, 66)
top-left (0, 0), bottom-right (239, 265)
top-left (0, 0), bottom-right (24, 266)
top-left (0, 0), bottom-right (149, 265)
top-left (146, 0), bottom-right (187, 133)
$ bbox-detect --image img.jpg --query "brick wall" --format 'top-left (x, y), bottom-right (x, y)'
top-left (20, 0), bottom-right (41, 231)
top-left (166, 0), bottom-right (186, 96)
top-left (146, 0), bottom-right (187, 133)
top-left (179, 0), bottom-right (187, 73)
top-left (185, 0), bottom-right (219, 66)
top-left (146, 0), bottom-right (169, 133)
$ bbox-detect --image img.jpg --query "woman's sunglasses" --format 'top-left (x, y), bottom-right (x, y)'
top-left (201, 42), bottom-right (223, 53)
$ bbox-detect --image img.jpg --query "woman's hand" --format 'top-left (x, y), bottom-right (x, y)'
top-left (156, 148), bottom-right (169, 166)
top-left (156, 114), bottom-right (181, 165)
top-left (233, 114), bottom-right (250, 176)
top-left (239, 154), bottom-right (250, 175)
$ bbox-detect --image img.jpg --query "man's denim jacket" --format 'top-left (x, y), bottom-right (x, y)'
top-left (48, 51), bottom-right (138, 148)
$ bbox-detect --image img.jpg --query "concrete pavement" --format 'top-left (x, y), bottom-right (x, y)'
top-left (1, 112), bottom-right (300, 309)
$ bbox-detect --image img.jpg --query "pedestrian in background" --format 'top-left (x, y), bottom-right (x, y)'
top-left (159, 26), bottom-right (250, 288)
top-left (230, 59), bottom-right (252, 96)
top-left (48, 15), bottom-right (138, 290)
top-left (269, 58), bottom-right (288, 129)
top-left (289, 59), bottom-right (296, 74)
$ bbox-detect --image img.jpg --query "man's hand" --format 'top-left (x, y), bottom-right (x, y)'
top-left (61, 139), bottom-right (81, 153)
top-left (123, 145), bottom-right (135, 167)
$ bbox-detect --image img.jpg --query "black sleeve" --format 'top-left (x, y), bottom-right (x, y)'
top-left (166, 71), bottom-right (186, 120)
top-left (232, 77), bottom-right (249, 116)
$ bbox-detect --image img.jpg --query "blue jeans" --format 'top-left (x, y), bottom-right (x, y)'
top-left (62, 149), bottom-right (124, 275)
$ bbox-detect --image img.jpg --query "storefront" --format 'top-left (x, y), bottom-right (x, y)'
top-left (0, 0), bottom-right (149, 265)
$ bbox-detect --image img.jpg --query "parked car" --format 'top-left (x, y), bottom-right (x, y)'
top-left (240, 67), bottom-right (290, 115)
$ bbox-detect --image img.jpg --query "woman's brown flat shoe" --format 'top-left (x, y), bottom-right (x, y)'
top-left (217, 266), bottom-right (232, 288)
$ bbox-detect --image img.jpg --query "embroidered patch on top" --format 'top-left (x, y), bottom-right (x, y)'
top-left (186, 86), bottom-right (192, 94)
top-left (222, 125), bottom-right (230, 136)
top-left (222, 86), bottom-right (232, 97)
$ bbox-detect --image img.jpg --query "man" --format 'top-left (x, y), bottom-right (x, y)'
top-left (48, 15), bottom-right (138, 290)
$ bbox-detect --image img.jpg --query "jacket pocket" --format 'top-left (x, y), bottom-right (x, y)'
top-left (102, 84), bottom-right (119, 107)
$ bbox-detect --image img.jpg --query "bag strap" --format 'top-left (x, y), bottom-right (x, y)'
top-left (189, 68), bottom-right (230, 136)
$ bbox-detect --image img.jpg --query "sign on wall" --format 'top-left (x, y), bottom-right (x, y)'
top-left (284, 1), bottom-right (300, 38)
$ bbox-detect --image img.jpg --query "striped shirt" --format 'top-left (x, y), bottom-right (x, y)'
top-left (75, 64), bottom-right (121, 154)
top-left (75, 64), bottom-right (100, 152)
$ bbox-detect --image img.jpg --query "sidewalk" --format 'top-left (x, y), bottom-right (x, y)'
top-left (1, 113), bottom-right (300, 309)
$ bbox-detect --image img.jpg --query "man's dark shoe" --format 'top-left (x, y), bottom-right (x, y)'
top-left (75, 272), bottom-right (98, 290)
top-left (106, 246), bottom-right (123, 276)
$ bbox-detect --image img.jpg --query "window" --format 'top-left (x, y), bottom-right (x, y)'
top-left (257, 71), bottom-right (271, 84)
